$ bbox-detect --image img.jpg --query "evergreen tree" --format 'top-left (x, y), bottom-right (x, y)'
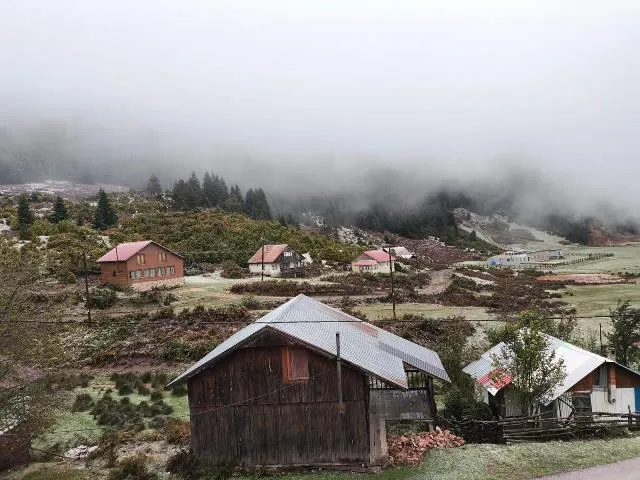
top-left (17, 193), bottom-right (34, 239)
top-left (186, 172), bottom-right (204, 209)
top-left (50, 196), bottom-right (69, 223)
top-left (278, 215), bottom-right (287, 227)
top-left (146, 174), bottom-right (162, 196)
top-left (222, 184), bottom-right (245, 213)
top-left (172, 180), bottom-right (189, 210)
top-left (213, 176), bottom-right (229, 205)
top-left (92, 189), bottom-right (117, 230)
top-left (244, 188), bottom-right (272, 220)
top-left (244, 188), bottom-right (255, 216)
top-left (202, 172), bottom-right (215, 207)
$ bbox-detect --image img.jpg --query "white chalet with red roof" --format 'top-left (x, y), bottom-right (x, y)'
top-left (351, 250), bottom-right (396, 274)
top-left (247, 244), bottom-right (305, 277)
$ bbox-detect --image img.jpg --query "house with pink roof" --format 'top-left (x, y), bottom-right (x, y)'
top-left (351, 250), bottom-right (396, 274)
top-left (247, 244), bottom-right (305, 277)
top-left (97, 240), bottom-right (184, 290)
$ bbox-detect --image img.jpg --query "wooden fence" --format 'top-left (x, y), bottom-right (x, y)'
top-left (439, 410), bottom-right (640, 444)
top-left (490, 253), bottom-right (615, 271)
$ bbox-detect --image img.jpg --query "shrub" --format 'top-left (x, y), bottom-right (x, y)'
top-left (88, 286), bottom-right (118, 309)
top-left (239, 295), bottom-right (263, 310)
top-left (163, 419), bottom-right (191, 445)
top-left (140, 372), bottom-right (152, 383)
top-left (137, 384), bottom-right (150, 396)
top-left (72, 393), bottom-right (94, 412)
top-left (167, 450), bottom-right (235, 480)
top-left (151, 372), bottom-right (168, 390)
top-left (108, 454), bottom-right (158, 480)
top-left (220, 260), bottom-right (248, 279)
top-left (148, 416), bottom-right (167, 429)
top-left (149, 391), bottom-right (163, 402)
top-left (117, 383), bottom-right (134, 396)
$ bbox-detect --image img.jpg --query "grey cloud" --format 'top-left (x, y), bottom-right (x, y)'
top-left (0, 1), bottom-right (638, 219)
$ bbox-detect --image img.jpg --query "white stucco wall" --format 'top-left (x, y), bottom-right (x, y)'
top-left (249, 263), bottom-right (281, 277)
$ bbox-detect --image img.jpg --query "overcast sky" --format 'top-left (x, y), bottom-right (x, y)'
top-left (0, 1), bottom-right (639, 211)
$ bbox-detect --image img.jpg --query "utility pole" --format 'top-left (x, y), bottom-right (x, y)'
top-left (83, 250), bottom-right (92, 325)
top-left (388, 245), bottom-right (396, 320)
top-left (261, 235), bottom-right (265, 282)
top-left (599, 323), bottom-right (603, 354)
top-left (336, 332), bottom-right (344, 414)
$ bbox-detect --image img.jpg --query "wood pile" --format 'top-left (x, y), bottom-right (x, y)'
top-left (387, 427), bottom-right (465, 465)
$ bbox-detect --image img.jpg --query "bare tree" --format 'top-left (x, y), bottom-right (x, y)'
top-left (0, 242), bottom-right (62, 437)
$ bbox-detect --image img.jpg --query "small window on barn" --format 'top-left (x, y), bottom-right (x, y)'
top-left (158, 252), bottom-right (167, 262)
top-left (594, 365), bottom-right (607, 389)
top-left (136, 254), bottom-right (145, 265)
top-left (282, 347), bottom-right (309, 383)
top-left (284, 251), bottom-right (292, 257)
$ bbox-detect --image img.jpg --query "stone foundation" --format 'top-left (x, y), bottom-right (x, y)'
top-left (131, 277), bottom-right (185, 291)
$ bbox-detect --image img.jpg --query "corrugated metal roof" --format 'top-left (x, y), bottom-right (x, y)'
top-left (169, 295), bottom-right (449, 387)
top-left (463, 332), bottom-right (620, 404)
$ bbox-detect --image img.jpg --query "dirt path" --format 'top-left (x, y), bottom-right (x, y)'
top-left (419, 269), bottom-right (453, 295)
top-left (536, 456), bottom-right (640, 479)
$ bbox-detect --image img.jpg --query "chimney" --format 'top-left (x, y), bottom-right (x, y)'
top-left (608, 362), bottom-right (617, 404)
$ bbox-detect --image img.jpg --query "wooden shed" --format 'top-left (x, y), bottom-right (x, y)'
top-left (169, 295), bottom-right (450, 468)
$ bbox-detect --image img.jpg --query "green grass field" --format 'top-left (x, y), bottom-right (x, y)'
top-left (247, 437), bottom-right (640, 480)
top-left (15, 436), bottom-right (640, 480)
top-left (554, 245), bottom-right (640, 274)
top-left (33, 374), bottom-right (189, 453)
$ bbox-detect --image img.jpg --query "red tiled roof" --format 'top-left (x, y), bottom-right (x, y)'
top-left (352, 260), bottom-right (378, 267)
top-left (361, 250), bottom-right (396, 263)
top-left (97, 240), bottom-right (183, 262)
top-left (248, 244), bottom-right (289, 264)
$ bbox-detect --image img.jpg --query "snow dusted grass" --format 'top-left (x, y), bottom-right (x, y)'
top-left (256, 436), bottom-right (640, 480)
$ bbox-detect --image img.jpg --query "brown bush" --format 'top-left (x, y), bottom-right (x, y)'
top-left (163, 419), bottom-right (191, 446)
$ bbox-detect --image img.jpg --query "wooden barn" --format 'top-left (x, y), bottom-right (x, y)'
top-left (168, 295), bottom-right (450, 468)
top-left (96, 240), bottom-right (184, 290)
top-left (247, 244), bottom-right (305, 277)
top-left (464, 332), bottom-right (640, 418)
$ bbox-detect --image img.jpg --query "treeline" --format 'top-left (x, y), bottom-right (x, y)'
top-left (159, 172), bottom-right (272, 221)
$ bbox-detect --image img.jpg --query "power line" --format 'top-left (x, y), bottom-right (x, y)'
top-left (0, 314), bottom-right (615, 326)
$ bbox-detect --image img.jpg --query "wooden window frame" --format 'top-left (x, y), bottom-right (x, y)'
top-left (282, 347), bottom-right (309, 384)
top-left (158, 252), bottom-right (167, 262)
top-left (136, 254), bottom-right (146, 265)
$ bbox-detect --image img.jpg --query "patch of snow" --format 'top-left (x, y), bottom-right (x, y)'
top-left (64, 445), bottom-right (98, 459)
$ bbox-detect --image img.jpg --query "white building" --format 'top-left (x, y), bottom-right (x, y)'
top-left (464, 332), bottom-right (640, 418)
top-left (248, 244), bottom-right (305, 277)
top-left (351, 250), bottom-right (396, 274)
top-left (487, 249), bottom-right (564, 267)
